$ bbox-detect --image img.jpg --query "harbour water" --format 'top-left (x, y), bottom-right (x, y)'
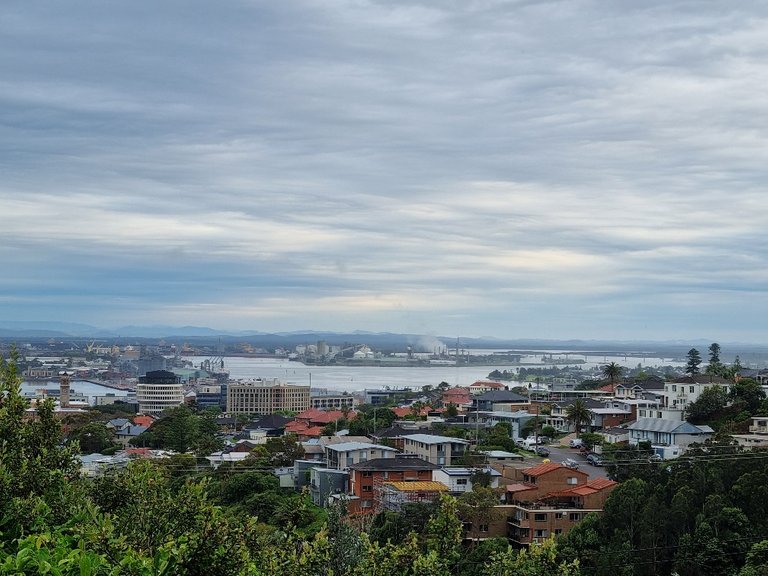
top-left (186, 353), bottom-right (686, 394)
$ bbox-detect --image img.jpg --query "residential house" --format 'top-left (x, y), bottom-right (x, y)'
top-left (731, 416), bottom-right (768, 449)
top-left (471, 390), bottom-right (529, 412)
top-left (504, 462), bottom-right (616, 545)
top-left (469, 381), bottom-right (507, 395)
top-left (597, 427), bottom-right (630, 445)
top-left (466, 410), bottom-right (535, 440)
top-left (614, 377), bottom-right (665, 400)
top-left (661, 375), bottom-right (731, 419)
top-left (433, 466), bottom-right (501, 494)
top-left (324, 441), bottom-right (398, 471)
top-left (627, 417), bottom-right (714, 459)
top-left (442, 387), bottom-right (471, 408)
top-left (244, 413), bottom-right (292, 438)
top-left (347, 455), bottom-right (438, 513)
top-left (309, 467), bottom-right (349, 507)
top-left (400, 433), bottom-right (470, 466)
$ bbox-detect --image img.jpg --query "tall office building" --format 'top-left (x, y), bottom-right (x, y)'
top-left (137, 370), bottom-right (184, 415)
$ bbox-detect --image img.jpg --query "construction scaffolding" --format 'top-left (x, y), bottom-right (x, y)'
top-left (375, 480), bottom-right (448, 513)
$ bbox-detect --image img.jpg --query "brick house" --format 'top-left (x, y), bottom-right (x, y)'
top-left (347, 455), bottom-right (438, 514)
top-left (504, 462), bottom-right (616, 545)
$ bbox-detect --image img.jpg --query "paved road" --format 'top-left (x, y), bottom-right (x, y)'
top-left (524, 445), bottom-right (610, 480)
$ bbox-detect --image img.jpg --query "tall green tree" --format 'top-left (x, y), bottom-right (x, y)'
top-left (685, 348), bottom-right (702, 376)
top-left (602, 362), bottom-right (623, 394)
top-left (0, 350), bottom-right (83, 540)
top-left (705, 343), bottom-right (724, 376)
top-left (565, 399), bottom-right (592, 434)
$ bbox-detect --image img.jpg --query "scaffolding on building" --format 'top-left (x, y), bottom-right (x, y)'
top-left (375, 480), bottom-right (448, 513)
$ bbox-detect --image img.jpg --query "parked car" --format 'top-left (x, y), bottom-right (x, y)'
top-left (569, 438), bottom-right (583, 448)
top-left (586, 453), bottom-right (603, 466)
top-left (563, 458), bottom-right (580, 469)
top-left (648, 453), bottom-right (663, 462)
top-left (535, 445), bottom-right (551, 457)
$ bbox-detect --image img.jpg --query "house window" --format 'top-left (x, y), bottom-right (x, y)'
top-left (362, 471), bottom-right (373, 477)
top-left (534, 513), bottom-right (547, 522)
top-left (566, 477), bottom-right (577, 485)
top-left (534, 529), bottom-right (548, 538)
top-left (554, 529), bottom-right (563, 535)
top-left (555, 512), bottom-right (564, 519)
top-left (690, 386), bottom-right (695, 393)
top-left (569, 513), bottom-right (581, 521)
top-left (362, 486), bottom-right (372, 492)
top-left (456, 479), bottom-right (468, 485)
top-left (479, 524), bottom-right (489, 533)
top-left (672, 385), bottom-right (677, 392)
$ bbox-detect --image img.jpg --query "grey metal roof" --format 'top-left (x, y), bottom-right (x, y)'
top-left (401, 433), bottom-right (470, 445)
top-left (474, 390), bottom-right (528, 402)
top-left (628, 418), bottom-right (712, 435)
top-left (324, 442), bottom-right (398, 452)
top-left (349, 456), bottom-right (439, 471)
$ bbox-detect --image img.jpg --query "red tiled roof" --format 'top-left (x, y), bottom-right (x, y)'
top-left (132, 415), bottom-right (153, 427)
top-left (300, 426), bottom-right (325, 437)
top-left (521, 462), bottom-right (563, 476)
top-left (506, 483), bottom-right (536, 493)
top-left (469, 380), bottom-right (505, 389)
top-left (586, 477), bottom-right (617, 490)
top-left (285, 420), bottom-right (309, 432)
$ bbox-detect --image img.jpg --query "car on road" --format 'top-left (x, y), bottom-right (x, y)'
top-left (563, 458), bottom-right (580, 469)
top-left (569, 438), bottom-right (583, 448)
top-left (648, 453), bottom-right (663, 462)
top-left (586, 453), bottom-right (604, 466)
top-left (535, 446), bottom-right (551, 457)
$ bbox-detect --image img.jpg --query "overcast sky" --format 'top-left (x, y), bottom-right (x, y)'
top-left (2, 1), bottom-right (767, 341)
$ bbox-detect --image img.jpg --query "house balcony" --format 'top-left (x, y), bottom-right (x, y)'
top-left (749, 425), bottom-right (768, 434)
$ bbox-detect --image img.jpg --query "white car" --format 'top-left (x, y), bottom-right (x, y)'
top-left (569, 438), bottom-right (583, 448)
top-left (562, 458), bottom-right (580, 469)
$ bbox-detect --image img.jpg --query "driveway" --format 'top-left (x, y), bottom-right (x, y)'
top-left (530, 444), bottom-right (610, 480)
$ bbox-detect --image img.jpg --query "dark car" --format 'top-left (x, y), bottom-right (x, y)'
top-left (586, 453), bottom-right (604, 466)
top-left (535, 445), bottom-right (551, 457)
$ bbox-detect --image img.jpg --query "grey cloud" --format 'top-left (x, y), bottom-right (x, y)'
top-left (2, 0), bottom-right (768, 340)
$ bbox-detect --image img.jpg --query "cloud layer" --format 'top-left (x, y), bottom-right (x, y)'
top-left (2, 1), bottom-right (767, 341)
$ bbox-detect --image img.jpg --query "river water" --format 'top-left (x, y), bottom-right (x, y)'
top-left (18, 352), bottom-right (686, 400)
top-left (185, 353), bottom-right (685, 394)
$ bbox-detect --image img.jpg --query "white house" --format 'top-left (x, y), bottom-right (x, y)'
top-left (627, 418), bottom-right (714, 459)
top-left (432, 466), bottom-right (501, 493)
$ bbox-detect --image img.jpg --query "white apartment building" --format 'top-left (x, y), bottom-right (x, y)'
top-left (227, 378), bottom-right (310, 415)
top-left (136, 370), bottom-right (184, 415)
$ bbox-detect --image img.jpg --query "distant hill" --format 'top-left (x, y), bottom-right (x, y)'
top-left (0, 321), bottom-right (765, 360)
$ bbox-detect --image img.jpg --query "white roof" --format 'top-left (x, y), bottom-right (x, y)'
top-left (401, 433), bottom-right (470, 445)
top-left (324, 442), bottom-right (397, 452)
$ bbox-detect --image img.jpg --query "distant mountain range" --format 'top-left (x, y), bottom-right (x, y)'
top-left (0, 321), bottom-right (766, 359)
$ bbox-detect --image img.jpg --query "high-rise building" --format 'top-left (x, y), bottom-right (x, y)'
top-left (137, 370), bottom-right (184, 415)
top-left (227, 378), bottom-right (310, 415)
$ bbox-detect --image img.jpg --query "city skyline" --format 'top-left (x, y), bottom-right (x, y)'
top-left (2, 2), bottom-right (767, 343)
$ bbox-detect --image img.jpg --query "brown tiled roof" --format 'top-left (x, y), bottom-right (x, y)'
top-left (521, 462), bottom-right (563, 476)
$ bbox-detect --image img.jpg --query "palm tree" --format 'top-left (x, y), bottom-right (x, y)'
top-left (602, 362), bottom-right (623, 395)
top-left (565, 399), bottom-right (592, 435)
